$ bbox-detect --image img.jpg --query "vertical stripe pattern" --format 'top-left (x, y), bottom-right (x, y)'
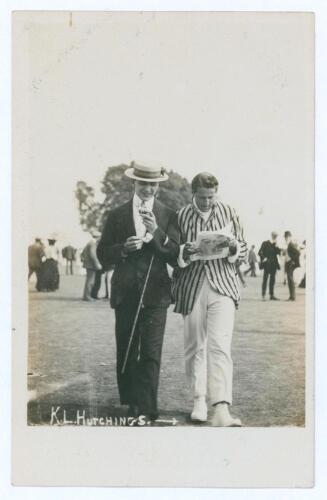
top-left (172, 201), bottom-right (247, 315)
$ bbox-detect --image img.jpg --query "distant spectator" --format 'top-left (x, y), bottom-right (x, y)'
top-left (81, 232), bottom-right (102, 301)
top-left (258, 231), bottom-right (281, 300)
top-left (91, 269), bottom-right (103, 299)
top-left (28, 238), bottom-right (45, 290)
top-left (91, 263), bottom-right (115, 300)
top-left (38, 238), bottom-right (60, 292)
top-left (284, 231), bottom-right (300, 301)
top-left (62, 244), bottom-right (76, 275)
top-left (244, 245), bottom-right (257, 277)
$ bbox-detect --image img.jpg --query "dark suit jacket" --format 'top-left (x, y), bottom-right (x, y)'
top-left (286, 242), bottom-right (300, 269)
top-left (258, 240), bottom-right (281, 271)
top-left (97, 199), bottom-right (180, 309)
top-left (28, 243), bottom-right (44, 269)
top-left (62, 245), bottom-right (76, 261)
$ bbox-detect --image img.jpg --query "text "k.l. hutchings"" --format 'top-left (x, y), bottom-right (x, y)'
top-left (49, 406), bottom-right (149, 426)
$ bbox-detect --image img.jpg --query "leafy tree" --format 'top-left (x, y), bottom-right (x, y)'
top-left (75, 164), bottom-right (192, 233)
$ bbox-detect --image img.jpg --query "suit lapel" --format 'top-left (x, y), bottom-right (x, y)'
top-left (153, 199), bottom-right (166, 230)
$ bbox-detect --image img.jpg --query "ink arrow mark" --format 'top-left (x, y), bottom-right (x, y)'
top-left (154, 418), bottom-right (178, 426)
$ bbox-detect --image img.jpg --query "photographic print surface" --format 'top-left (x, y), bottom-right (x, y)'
top-left (12, 10), bottom-right (314, 486)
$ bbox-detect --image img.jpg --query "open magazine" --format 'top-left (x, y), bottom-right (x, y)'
top-left (189, 222), bottom-right (234, 261)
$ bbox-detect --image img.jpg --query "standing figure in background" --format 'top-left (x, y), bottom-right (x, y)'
top-left (28, 238), bottom-right (45, 290)
top-left (102, 265), bottom-right (114, 300)
top-left (38, 238), bottom-right (60, 292)
top-left (91, 264), bottom-right (114, 299)
top-left (81, 232), bottom-right (102, 301)
top-left (284, 231), bottom-right (301, 301)
top-left (258, 232), bottom-right (281, 301)
top-left (91, 269), bottom-right (103, 299)
top-left (244, 245), bottom-right (257, 277)
top-left (62, 244), bottom-right (76, 275)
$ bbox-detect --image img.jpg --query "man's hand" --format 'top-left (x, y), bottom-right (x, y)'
top-left (140, 210), bottom-right (158, 235)
top-left (123, 236), bottom-right (143, 254)
top-left (183, 242), bottom-right (200, 261)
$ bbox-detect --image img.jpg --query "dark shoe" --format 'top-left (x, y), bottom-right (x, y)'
top-left (270, 296), bottom-right (279, 301)
top-left (287, 297), bottom-right (295, 301)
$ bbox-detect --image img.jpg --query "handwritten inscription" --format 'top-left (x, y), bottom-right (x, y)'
top-left (49, 407), bottom-right (149, 426)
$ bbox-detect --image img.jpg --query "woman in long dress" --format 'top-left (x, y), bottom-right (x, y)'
top-left (37, 239), bottom-right (60, 291)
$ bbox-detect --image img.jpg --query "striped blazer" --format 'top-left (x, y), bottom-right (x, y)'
top-left (172, 201), bottom-right (247, 315)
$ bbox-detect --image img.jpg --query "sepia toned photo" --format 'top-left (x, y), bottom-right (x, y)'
top-left (12, 10), bottom-right (314, 487)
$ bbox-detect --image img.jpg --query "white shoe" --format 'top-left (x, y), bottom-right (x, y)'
top-left (191, 398), bottom-right (207, 422)
top-left (211, 403), bottom-right (242, 427)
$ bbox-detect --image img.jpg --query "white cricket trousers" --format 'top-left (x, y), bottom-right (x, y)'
top-left (183, 275), bottom-right (235, 405)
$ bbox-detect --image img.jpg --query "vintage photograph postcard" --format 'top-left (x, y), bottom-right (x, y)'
top-left (12, 10), bottom-right (314, 487)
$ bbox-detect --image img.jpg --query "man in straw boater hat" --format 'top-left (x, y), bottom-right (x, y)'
top-left (97, 161), bottom-right (179, 424)
top-left (172, 172), bottom-right (247, 426)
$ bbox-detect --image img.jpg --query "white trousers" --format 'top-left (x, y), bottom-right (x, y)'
top-left (183, 275), bottom-right (235, 405)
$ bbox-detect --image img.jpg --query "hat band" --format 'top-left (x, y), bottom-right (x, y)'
top-left (133, 166), bottom-right (163, 179)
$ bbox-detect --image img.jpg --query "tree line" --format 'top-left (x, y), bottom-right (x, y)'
top-left (75, 164), bottom-right (192, 233)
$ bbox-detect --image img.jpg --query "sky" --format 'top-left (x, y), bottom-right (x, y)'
top-left (14, 11), bottom-right (314, 249)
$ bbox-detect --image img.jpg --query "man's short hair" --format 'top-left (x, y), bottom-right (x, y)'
top-left (191, 172), bottom-right (219, 193)
top-left (284, 231), bottom-right (292, 239)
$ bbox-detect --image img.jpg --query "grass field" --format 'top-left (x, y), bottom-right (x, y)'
top-left (28, 270), bottom-right (305, 427)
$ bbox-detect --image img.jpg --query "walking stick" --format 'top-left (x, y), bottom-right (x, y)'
top-left (121, 254), bottom-right (155, 374)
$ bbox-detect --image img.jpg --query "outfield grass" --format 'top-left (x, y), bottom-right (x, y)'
top-left (28, 271), bottom-right (305, 427)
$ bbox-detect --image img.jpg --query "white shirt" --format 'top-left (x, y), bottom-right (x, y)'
top-left (133, 194), bottom-right (154, 242)
top-left (44, 244), bottom-right (59, 261)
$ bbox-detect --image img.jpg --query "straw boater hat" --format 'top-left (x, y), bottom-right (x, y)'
top-left (125, 161), bottom-right (169, 182)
